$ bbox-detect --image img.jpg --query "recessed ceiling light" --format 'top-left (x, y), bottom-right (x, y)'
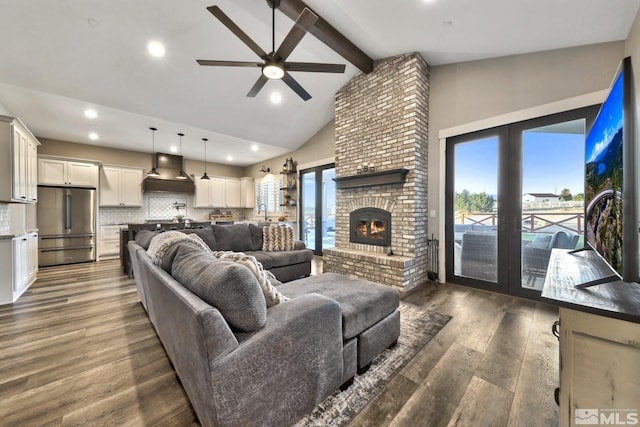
top-left (251, 144), bottom-right (259, 152)
top-left (84, 109), bottom-right (98, 119)
top-left (89, 132), bottom-right (99, 141)
top-left (169, 146), bottom-right (178, 153)
top-left (226, 155), bottom-right (233, 162)
top-left (87, 18), bottom-right (99, 28)
top-left (442, 20), bottom-right (453, 27)
top-left (148, 41), bottom-right (166, 58)
top-left (270, 92), bottom-right (282, 104)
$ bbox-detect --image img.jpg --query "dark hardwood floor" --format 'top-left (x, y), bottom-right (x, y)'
top-left (0, 258), bottom-right (559, 426)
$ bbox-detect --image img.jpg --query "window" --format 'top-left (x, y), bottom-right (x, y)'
top-left (255, 175), bottom-right (281, 214)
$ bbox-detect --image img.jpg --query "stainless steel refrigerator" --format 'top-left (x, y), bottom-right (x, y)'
top-left (37, 186), bottom-right (96, 267)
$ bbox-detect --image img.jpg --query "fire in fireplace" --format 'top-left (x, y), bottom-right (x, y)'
top-left (350, 208), bottom-right (391, 247)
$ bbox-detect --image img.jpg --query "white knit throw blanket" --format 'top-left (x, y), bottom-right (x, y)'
top-left (212, 251), bottom-right (289, 307)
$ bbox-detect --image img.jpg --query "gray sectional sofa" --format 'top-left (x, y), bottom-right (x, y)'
top-left (128, 227), bottom-right (400, 427)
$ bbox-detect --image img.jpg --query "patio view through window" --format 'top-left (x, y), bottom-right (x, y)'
top-left (451, 118), bottom-right (587, 292)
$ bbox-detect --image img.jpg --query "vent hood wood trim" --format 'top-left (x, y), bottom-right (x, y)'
top-left (333, 168), bottom-right (409, 189)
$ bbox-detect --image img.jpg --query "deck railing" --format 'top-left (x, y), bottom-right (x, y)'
top-left (457, 212), bottom-right (584, 234)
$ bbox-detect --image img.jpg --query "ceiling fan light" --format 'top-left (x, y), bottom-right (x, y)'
top-left (262, 63), bottom-right (285, 79)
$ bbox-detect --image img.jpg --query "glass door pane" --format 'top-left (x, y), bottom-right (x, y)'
top-left (520, 119), bottom-right (586, 290)
top-left (300, 164), bottom-right (336, 255)
top-left (301, 171), bottom-right (316, 251)
top-left (321, 168), bottom-right (336, 250)
top-left (452, 136), bottom-right (499, 284)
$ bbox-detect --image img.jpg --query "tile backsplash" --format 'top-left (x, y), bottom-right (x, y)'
top-left (98, 193), bottom-right (246, 225)
top-left (0, 203), bottom-right (9, 234)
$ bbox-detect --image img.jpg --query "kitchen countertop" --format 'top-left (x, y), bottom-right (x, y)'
top-left (0, 228), bottom-right (39, 240)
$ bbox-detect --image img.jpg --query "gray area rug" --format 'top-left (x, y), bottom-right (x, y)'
top-left (295, 302), bottom-right (452, 427)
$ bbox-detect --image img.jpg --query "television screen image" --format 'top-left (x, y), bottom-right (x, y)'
top-left (585, 70), bottom-right (624, 276)
top-left (582, 56), bottom-right (637, 285)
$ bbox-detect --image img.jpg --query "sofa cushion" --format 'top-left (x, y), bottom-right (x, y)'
top-left (212, 251), bottom-right (289, 307)
top-left (147, 231), bottom-right (212, 265)
top-left (171, 243), bottom-right (267, 332)
top-left (245, 251), bottom-right (274, 269)
top-left (182, 227), bottom-right (218, 251)
top-left (212, 224), bottom-right (254, 252)
top-left (262, 249), bottom-right (314, 268)
top-left (134, 229), bottom-right (160, 249)
top-left (248, 223), bottom-right (264, 251)
top-left (262, 226), bottom-right (295, 251)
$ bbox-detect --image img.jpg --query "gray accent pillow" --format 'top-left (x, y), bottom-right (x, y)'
top-left (182, 227), bottom-right (218, 250)
top-left (212, 223), bottom-right (254, 252)
top-left (248, 223), bottom-right (264, 251)
top-left (171, 243), bottom-right (267, 332)
top-left (134, 229), bottom-right (159, 249)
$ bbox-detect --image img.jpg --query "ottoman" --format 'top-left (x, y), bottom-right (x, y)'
top-left (278, 273), bottom-right (401, 384)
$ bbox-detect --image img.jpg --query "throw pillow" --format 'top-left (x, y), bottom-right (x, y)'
top-left (211, 223), bottom-right (254, 252)
top-left (134, 229), bottom-right (159, 249)
top-left (212, 251), bottom-right (289, 307)
top-left (262, 226), bottom-right (295, 252)
top-left (147, 230), bottom-right (213, 266)
top-left (171, 243), bottom-right (267, 332)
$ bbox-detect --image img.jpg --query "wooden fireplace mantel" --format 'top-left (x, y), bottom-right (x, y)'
top-left (333, 168), bottom-right (409, 189)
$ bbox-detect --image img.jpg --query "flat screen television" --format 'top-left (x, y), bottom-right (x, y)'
top-left (578, 56), bottom-right (637, 287)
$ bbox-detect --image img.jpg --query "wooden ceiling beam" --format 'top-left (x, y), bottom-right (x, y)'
top-left (277, 0), bottom-right (374, 74)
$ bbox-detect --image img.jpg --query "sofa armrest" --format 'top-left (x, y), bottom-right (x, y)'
top-left (209, 294), bottom-right (343, 427)
top-left (294, 239), bottom-right (306, 250)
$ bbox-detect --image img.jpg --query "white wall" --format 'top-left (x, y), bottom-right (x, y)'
top-left (0, 99), bottom-right (11, 116)
top-left (428, 41), bottom-right (626, 238)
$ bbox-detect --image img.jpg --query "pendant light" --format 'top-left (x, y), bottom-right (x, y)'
top-left (147, 127), bottom-right (160, 177)
top-left (176, 133), bottom-right (189, 179)
top-left (201, 138), bottom-right (210, 180)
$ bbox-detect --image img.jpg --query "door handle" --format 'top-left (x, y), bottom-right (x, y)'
top-left (64, 193), bottom-right (72, 229)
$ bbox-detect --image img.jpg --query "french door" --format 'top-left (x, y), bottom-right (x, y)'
top-left (445, 106), bottom-right (598, 298)
top-left (299, 164), bottom-right (336, 255)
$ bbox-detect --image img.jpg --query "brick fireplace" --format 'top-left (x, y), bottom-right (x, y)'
top-left (323, 53), bottom-right (430, 293)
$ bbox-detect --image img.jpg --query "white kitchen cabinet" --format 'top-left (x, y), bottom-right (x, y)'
top-left (99, 165), bottom-right (143, 207)
top-left (98, 225), bottom-right (123, 260)
top-left (0, 115), bottom-right (39, 203)
top-left (38, 157), bottom-right (99, 188)
top-left (193, 176), bottom-right (242, 208)
top-left (225, 179), bottom-right (241, 207)
top-left (240, 177), bottom-right (255, 208)
top-left (211, 178), bottom-right (226, 207)
top-left (0, 232), bottom-right (38, 304)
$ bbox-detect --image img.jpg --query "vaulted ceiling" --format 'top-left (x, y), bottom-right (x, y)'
top-left (0, 0), bottom-right (637, 165)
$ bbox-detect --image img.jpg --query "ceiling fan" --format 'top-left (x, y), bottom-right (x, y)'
top-left (197, 0), bottom-right (346, 101)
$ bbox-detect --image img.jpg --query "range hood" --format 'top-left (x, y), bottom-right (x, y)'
top-left (143, 153), bottom-right (195, 194)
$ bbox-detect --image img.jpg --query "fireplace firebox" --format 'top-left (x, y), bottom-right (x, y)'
top-left (350, 208), bottom-right (391, 247)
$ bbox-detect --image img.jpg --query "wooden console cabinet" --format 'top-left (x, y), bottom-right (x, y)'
top-left (542, 250), bottom-right (640, 427)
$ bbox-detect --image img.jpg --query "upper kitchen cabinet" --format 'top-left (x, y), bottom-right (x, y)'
top-left (100, 165), bottom-right (143, 207)
top-left (38, 156), bottom-right (99, 188)
top-left (225, 179), bottom-right (241, 207)
top-left (240, 177), bottom-right (255, 208)
top-left (0, 115), bottom-right (40, 203)
top-left (194, 176), bottom-right (245, 208)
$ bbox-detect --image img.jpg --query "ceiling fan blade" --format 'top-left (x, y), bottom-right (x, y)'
top-left (282, 73), bottom-right (311, 101)
top-left (197, 60), bottom-right (262, 68)
top-left (284, 62), bottom-right (346, 73)
top-left (207, 6), bottom-right (268, 60)
top-left (247, 75), bottom-right (269, 98)
top-left (274, 8), bottom-right (318, 62)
